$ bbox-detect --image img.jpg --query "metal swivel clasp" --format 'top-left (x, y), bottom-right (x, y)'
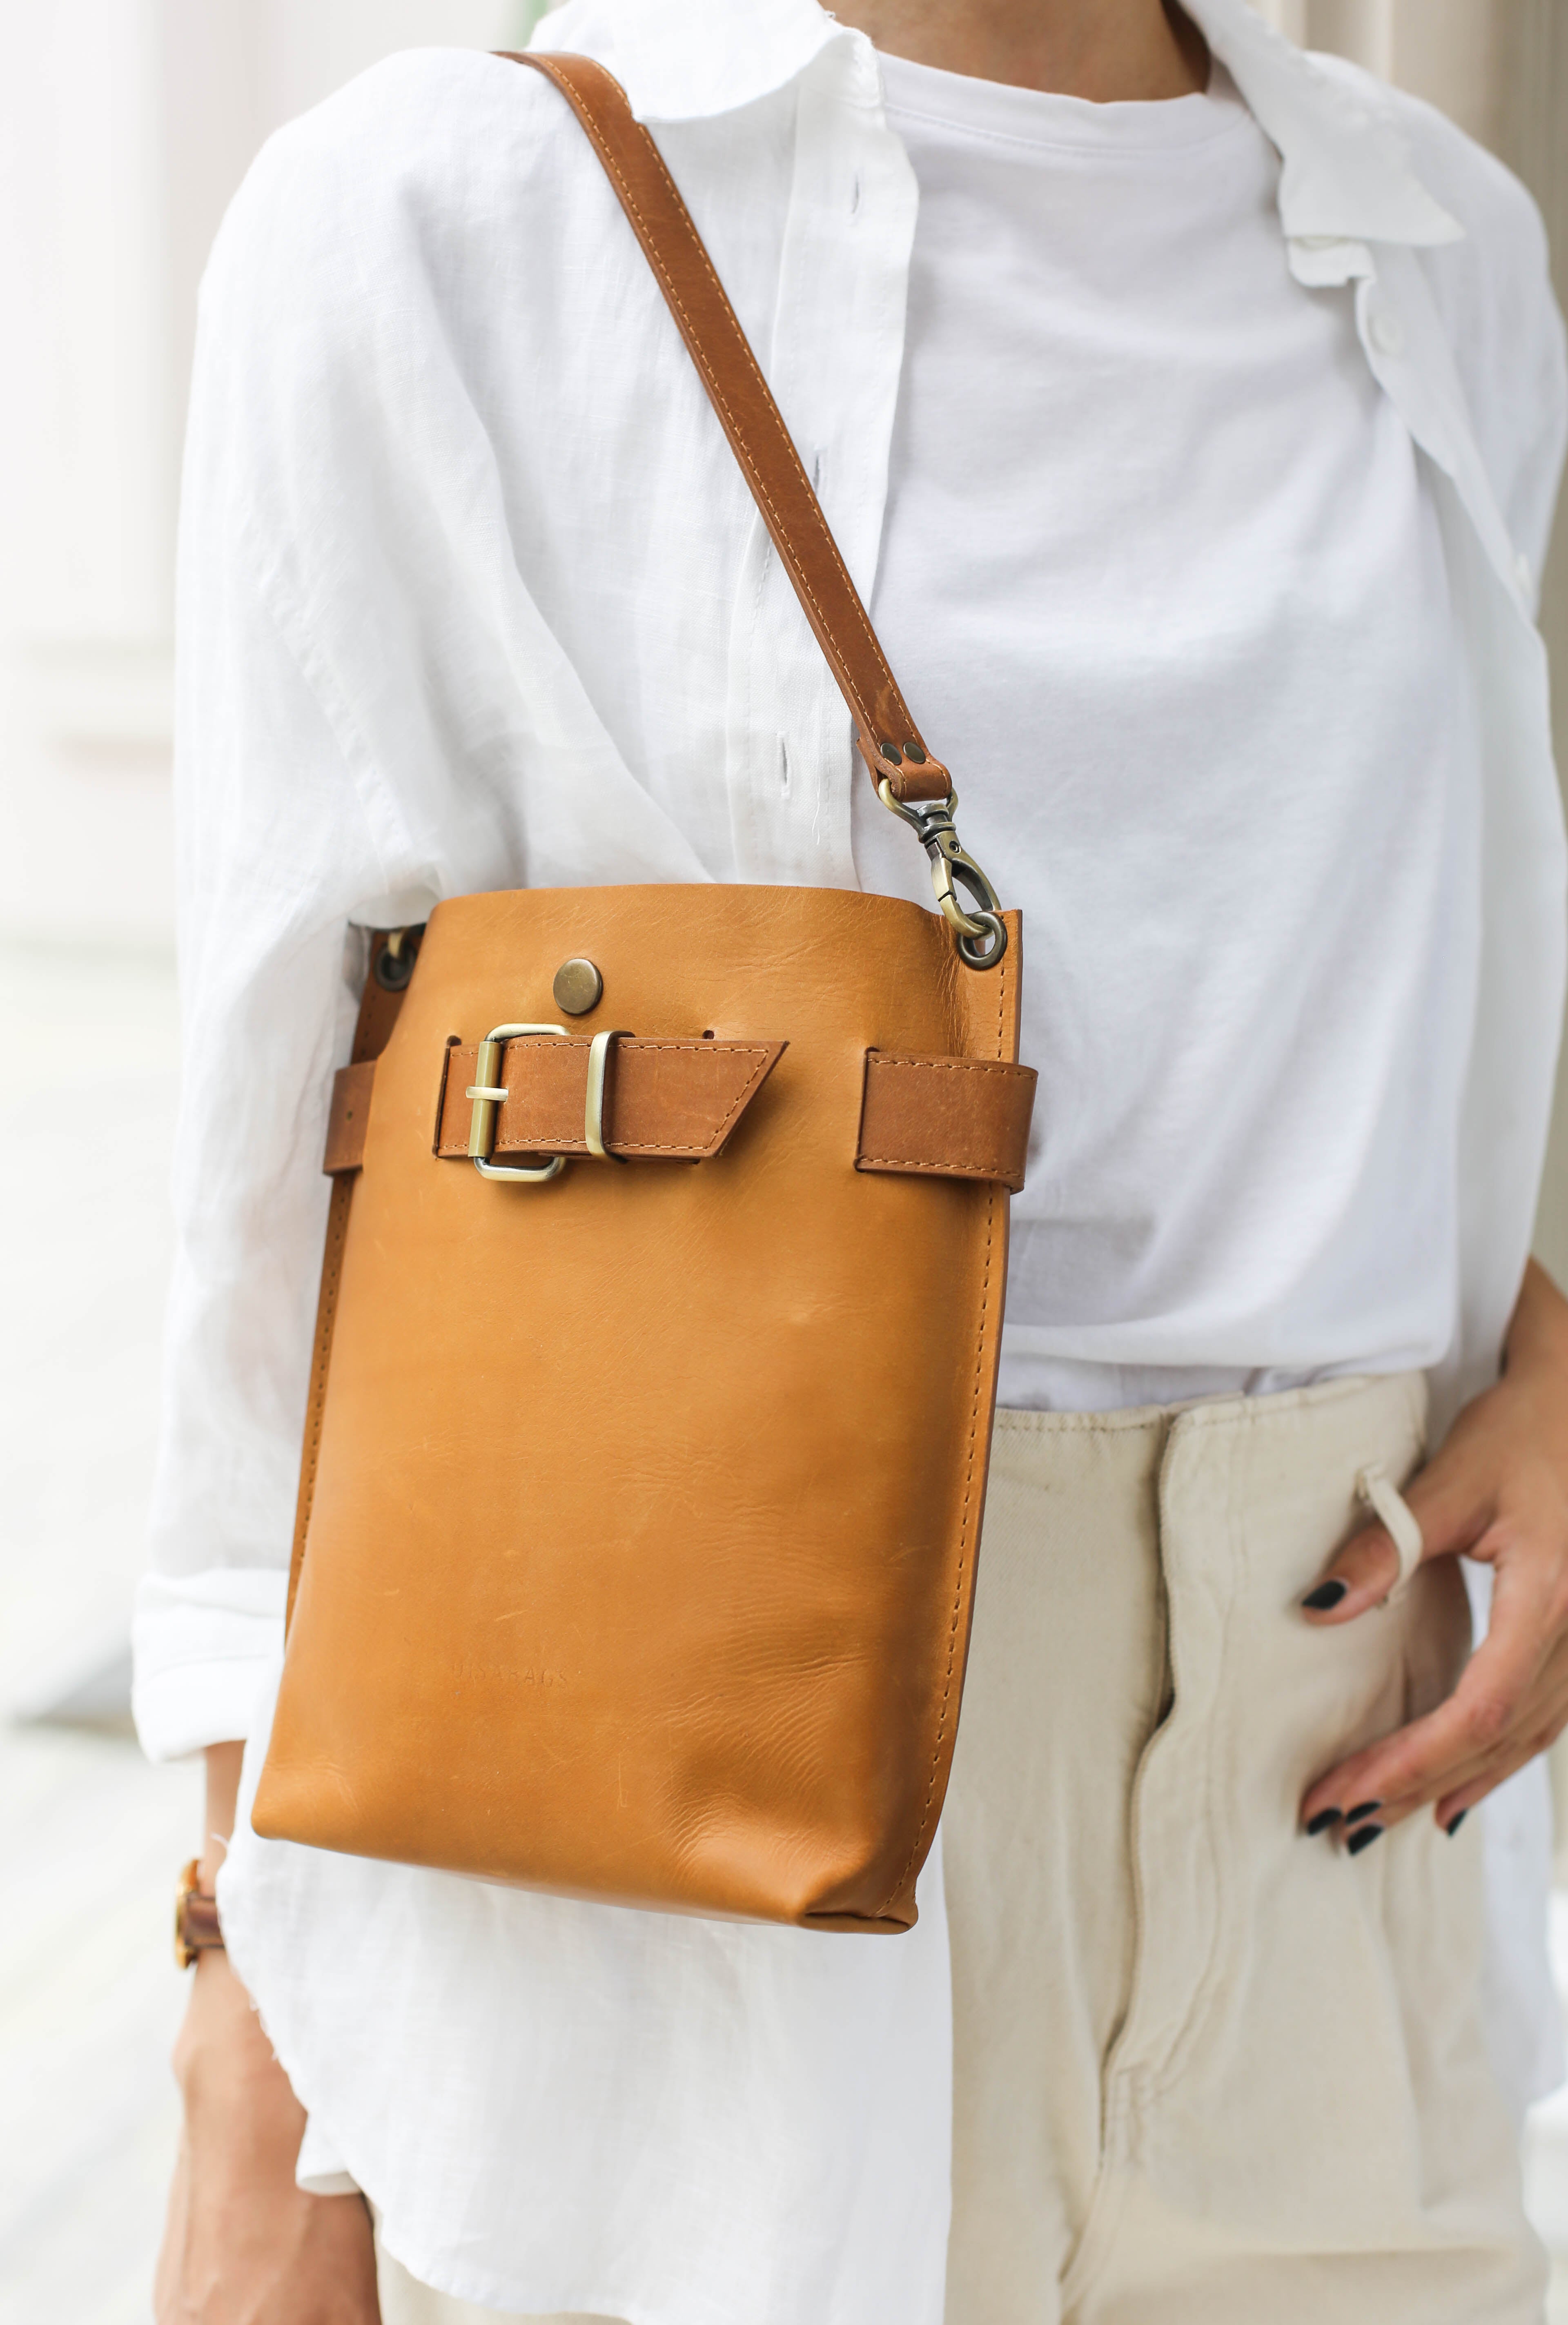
top-left (877, 782), bottom-right (1007, 970)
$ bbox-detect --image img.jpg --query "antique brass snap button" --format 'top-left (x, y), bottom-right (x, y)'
top-left (552, 958), bottom-right (604, 1015)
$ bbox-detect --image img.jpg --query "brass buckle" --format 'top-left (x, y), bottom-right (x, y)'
top-left (584, 1029), bottom-right (630, 1161)
top-left (467, 1023), bottom-right (568, 1184)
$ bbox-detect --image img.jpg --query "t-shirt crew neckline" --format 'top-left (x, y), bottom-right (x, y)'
top-left (876, 48), bottom-right (1249, 155)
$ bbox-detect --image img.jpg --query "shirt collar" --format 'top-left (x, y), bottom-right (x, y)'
top-left (533, 0), bottom-right (859, 122)
top-left (536, 0), bottom-right (1461, 251)
top-left (1182, 0), bottom-right (1459, 248)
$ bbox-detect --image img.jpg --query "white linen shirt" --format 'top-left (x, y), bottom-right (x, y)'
top-left (132, 0), bottom-right (1568, 2311)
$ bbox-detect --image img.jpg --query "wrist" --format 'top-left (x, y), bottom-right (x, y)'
top-left (175, 1950), bottom-right (307, 2154)
top-left (176, 1857), bottom-right (225, 1970)
top-left (1502, 1262), bottom-right (1568, 1390)
top-left (200, 1739), bottom-right (245, 1891)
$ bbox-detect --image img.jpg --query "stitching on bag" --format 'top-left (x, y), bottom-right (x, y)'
top-left (871, 1057), bottom-right (1023, 1076)
top-left (875, 946), bottom-right (1009, 1917)
top-left (876, 1184), bottom-right (996, 1915)
top-left (287, 1176), bottom-right (352, 1631)
top-left (525, 56), bottom-right (921, 755)
top-left (860, 1154), bottom-right (1009, 1175)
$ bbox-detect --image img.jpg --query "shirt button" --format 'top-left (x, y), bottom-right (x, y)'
top-left (1368, 302), bottom-right (1406, 357)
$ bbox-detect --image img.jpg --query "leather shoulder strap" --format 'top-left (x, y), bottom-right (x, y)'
top-left (500, 49), bottom-right (949, 808)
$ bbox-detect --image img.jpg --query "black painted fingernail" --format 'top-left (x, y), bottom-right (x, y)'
top-left (1347, 1824), bottom-right (1385, 1855)
top-left (1446, 1811), bottom-right (1468, 1838)
top-left (1345, 1800), bottom-right (1383, 1825)
top-left (1305, 1808), bottom-right (1342, 1837)
top-left (1302, 1579), bottom-right (1348, 1611)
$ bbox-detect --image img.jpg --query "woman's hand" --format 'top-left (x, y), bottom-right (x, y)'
top-left (155, 1740), bottom-right (379, 2323)
top-left (1300, 1259), bottom-right (1568, 1848)
top-left (155, 1946), bottom-right (381, 2324)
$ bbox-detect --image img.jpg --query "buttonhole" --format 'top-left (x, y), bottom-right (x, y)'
top-left (849, 174), bottom-right (860, 216)
top-left (779, 737), bottom-right (791, 797)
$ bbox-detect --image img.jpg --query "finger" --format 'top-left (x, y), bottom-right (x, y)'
top-left (1336, 1652), bottom-right (1568, 1836)
top-left (1425, 1659), bottom-right (1568, 1826)
top-left (1434, 1722), bottom-right (1561, 1832)
top-left (1396, 1444), bottom-right (1498, 1564)
top-left (1364, 1726), bottom-right (1543, 1830)
top-left (1323, 1739), bottom-right (1529, 1855)
top-left (1301, 1546), bottom-right (1557, 1826)
top-left (1406, 1657), bottom-right (1568, 1804)
top-left (1307, 1721), bottom-right (1545, 1851)
top-left (1299, 1432), bottom-right (1509, 1627)
top-left (1300, 1648), bottom-right (1526, 1826)
top-left (1299, 1519), bottom-right (1401, 1623)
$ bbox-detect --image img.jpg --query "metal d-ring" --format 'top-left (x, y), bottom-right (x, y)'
top-left (877, 780), bottom-right (1008, 971)
top-left (467, 1022), bottom-right (568, 1184)
top-left (584, 1029), bottom-right (631, 1161)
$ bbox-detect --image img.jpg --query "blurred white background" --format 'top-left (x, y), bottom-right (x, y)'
top-left (0, 2), bottom-right (1566, 2319)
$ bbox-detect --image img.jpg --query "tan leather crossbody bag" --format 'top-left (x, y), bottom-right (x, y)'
top-left (252, 52), bottom-right (1037, 1934)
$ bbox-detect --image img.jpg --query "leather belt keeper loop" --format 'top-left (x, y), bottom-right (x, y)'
top-left (856, 1051), bottom-right (1037, 1193)
top-left (323, 1059), bottom-right (378, 1176)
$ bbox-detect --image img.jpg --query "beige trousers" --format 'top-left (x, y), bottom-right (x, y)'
top-left (377, 1375), bottom-right (1546, 2325)
top-left (375, 2269), bottom-right (604, 2325)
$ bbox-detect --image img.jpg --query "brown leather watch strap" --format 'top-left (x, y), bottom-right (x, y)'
top-left (175, 1857), bottom-right (224, 1969)
top-left (431, 1035), bottom-right (786, 1164)
top-left (857, 1052), bottom-right (1037, 1193)
top-left (501, 50), bottom-right (949, 808)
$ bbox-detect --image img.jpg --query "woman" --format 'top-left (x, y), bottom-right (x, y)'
top-left (141, 0), bottom-right (1568, 2318)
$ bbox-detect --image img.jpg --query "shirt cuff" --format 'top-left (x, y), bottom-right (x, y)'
top-left (131, 1566), bottom-right (287, 1760)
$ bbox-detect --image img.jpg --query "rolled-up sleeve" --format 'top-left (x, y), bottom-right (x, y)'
top-left (134, 126), bottom-right (425, 1761)
top-left (132, 1568), bottom-right (289, 1762)
top-left (134, 50), bottom-right (721, 1759)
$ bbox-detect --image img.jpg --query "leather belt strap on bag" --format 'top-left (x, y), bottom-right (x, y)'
top-left (858, 1052), bottom-right (1035, 1192)
top-left (323, 1042), bottom-right (1034, 1190)
top-left (435, 1036), bottom-right (785, 1163)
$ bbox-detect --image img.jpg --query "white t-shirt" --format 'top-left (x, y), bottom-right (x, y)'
top-left (858, 56), bottom-right (1478, 1412)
